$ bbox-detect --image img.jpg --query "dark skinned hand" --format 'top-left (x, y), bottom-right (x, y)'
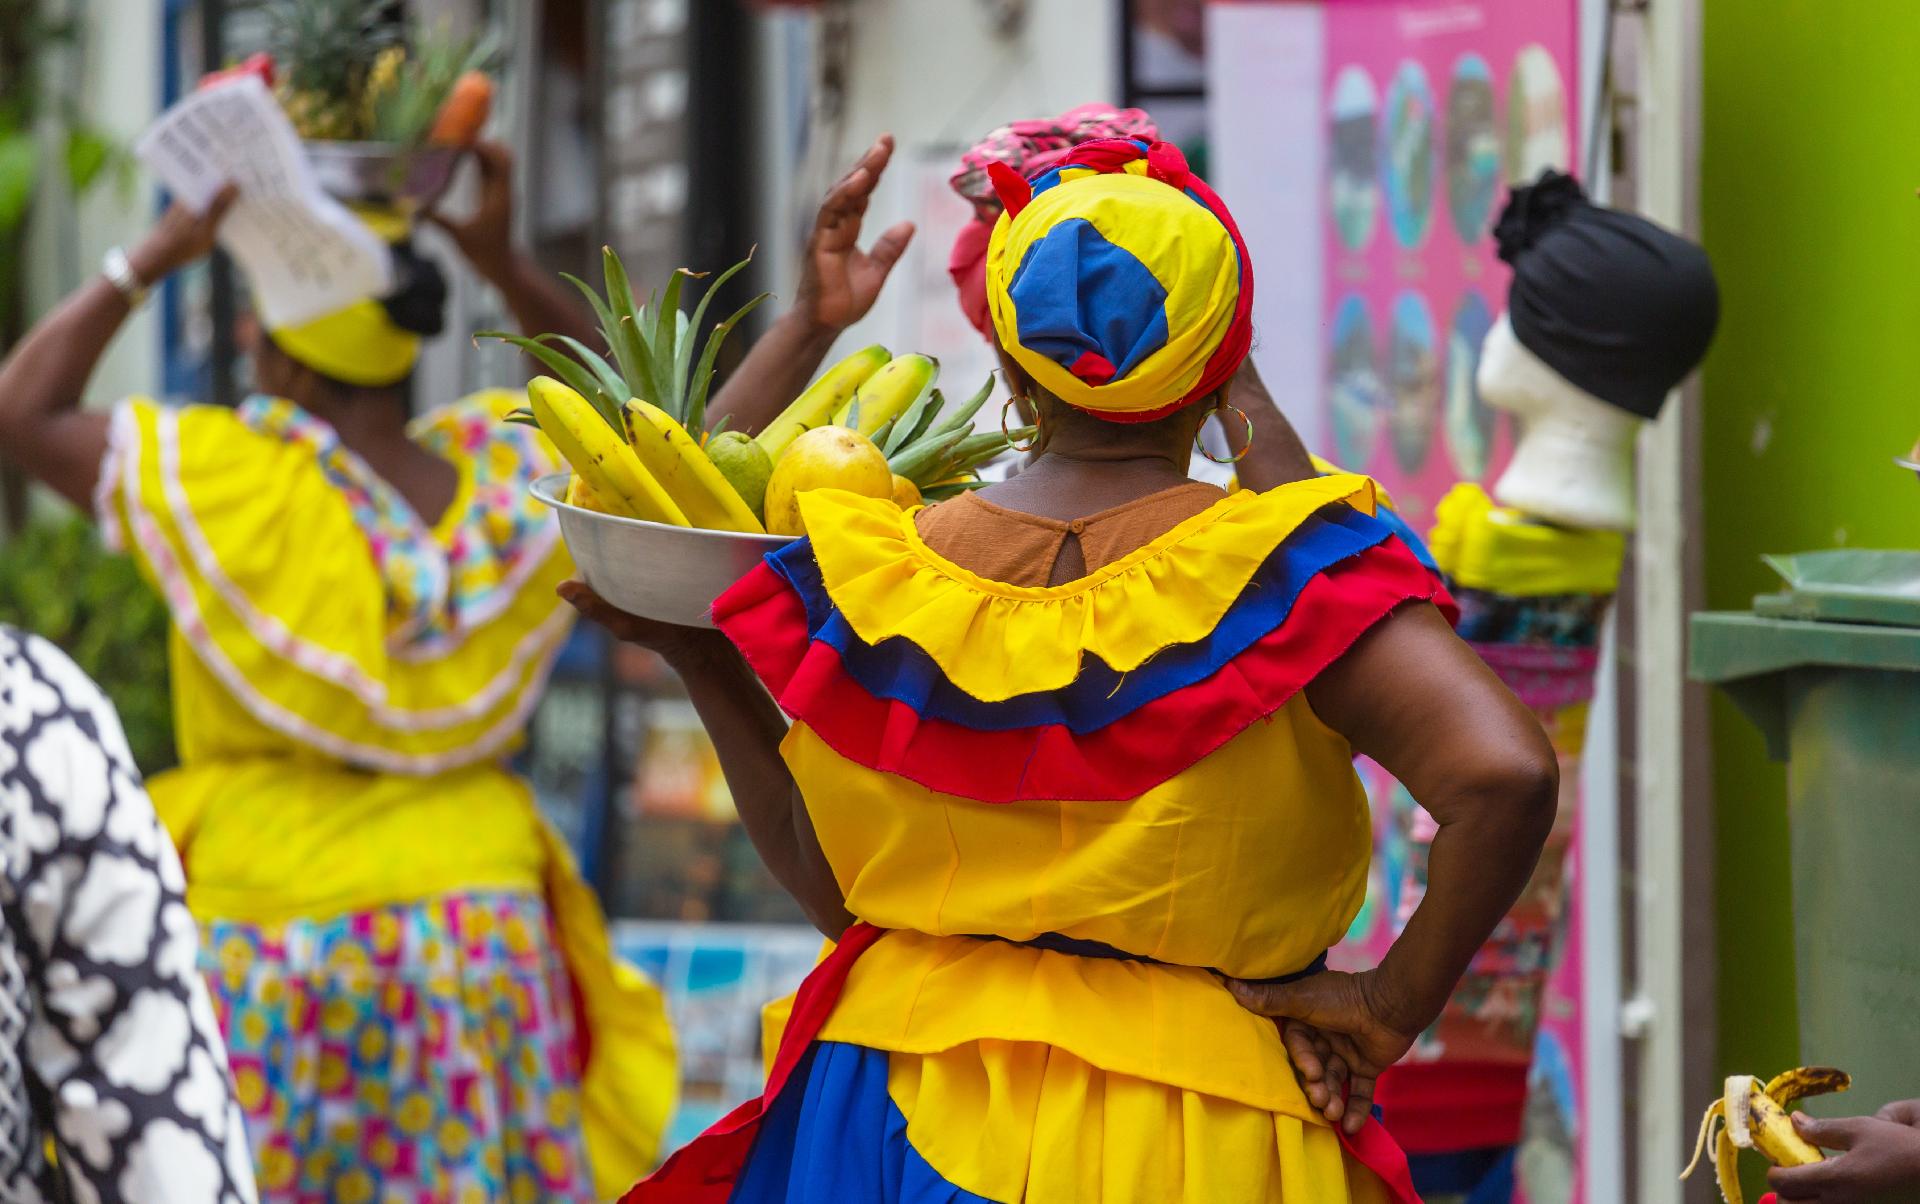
top-left (1768, 1102), bottom-right (1920, 1203)
top-left (794, 134), bottom-right (916, 333)
top-left (128, 184), bottom-right (239, 284)
top-left (1229, 969), bottom-right (1423, 1135)
top-left (425, 140), bottom-right (516, 280)
top-left (556, 580), bottom-right (725, 665)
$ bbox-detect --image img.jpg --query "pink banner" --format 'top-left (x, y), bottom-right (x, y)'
top-left (1320, 0), bottom-right (1578, 526)
top-left (1316, 4), bottom-right (1585, 1202)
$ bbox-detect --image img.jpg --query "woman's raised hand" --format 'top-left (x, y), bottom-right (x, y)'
top-left (426, 140), bottom-right (516, 281)
top-left (129, 183), bottom-right (239, 284)
top-left (793, 134), bottom-right (916, 335)
top-left (1229, 968), bottom-right (1425, 1135)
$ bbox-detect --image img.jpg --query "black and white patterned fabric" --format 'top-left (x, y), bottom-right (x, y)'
top-left (0, 627), bottom-right (257, 1203)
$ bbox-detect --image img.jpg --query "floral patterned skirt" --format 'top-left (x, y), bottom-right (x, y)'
top-left (203, 889), bottom-right (597, 1203)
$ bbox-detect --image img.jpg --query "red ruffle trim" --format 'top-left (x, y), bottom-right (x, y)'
top-left (716, 540), bottom-right (1452, 803)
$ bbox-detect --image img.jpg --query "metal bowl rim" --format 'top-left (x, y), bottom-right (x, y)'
top-left (530, 472), bottom-right (790, 547)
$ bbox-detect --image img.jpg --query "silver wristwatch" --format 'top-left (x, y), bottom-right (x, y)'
top-left (101, 246), bottom-right (149, 308)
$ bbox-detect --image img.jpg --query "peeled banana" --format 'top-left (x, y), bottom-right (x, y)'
top-left (1682, 1066), bottom-right (1851, 1204)
top-left (528, 377), bottom-right (688, 526)
top-left (623, 400), bottom-right (766, 533)
top-left (834, 353), bottom-right (938, 438)
top-left (756, 344), bottom-right (891, 458)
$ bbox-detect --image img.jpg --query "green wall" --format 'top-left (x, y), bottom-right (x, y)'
top-left (1701, 0), bottom-right (1920, 1094)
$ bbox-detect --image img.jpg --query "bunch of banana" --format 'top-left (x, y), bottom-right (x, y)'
top-left (1681, 1066), bottom-right (1851, 1204)
top-left (487, 246), bottom-right (771, 533)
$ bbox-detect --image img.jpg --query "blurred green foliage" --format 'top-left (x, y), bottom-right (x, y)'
top-left (0, 519), bottom-right (175, 775)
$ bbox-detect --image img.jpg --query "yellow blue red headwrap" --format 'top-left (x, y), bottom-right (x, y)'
top-left (268, 299), bottom-right (422, 389)
top-left (984, 138), bottom-right (1254, 423)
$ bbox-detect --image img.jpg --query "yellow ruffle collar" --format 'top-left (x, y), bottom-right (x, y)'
top-left (799, 474), bottom-right (1379, 702)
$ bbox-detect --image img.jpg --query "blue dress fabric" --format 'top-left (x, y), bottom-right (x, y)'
top-left (730, 1042), bottom-right (997, 1204)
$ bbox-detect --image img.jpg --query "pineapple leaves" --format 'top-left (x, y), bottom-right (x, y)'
top-left (658, 268), bottom-right (693, 357)
top-left (539, 335), bottom-right (630, 403)
top-left (601, 248), bottom-right (657, 407)
top-left (921, 479), bottom-right (988, 502)
top-left (559, 246), bottom-right (765, 435)
top-left (560, 273), bottom-right (618, 341)
top-left (683, 251), bottom-right (755, 364)
top-left (474, 330), bottom-right (625, 434)
top-left (884, 387), bottom-right (942, 456)
top-left (685, 290), bottom-right (772, 435)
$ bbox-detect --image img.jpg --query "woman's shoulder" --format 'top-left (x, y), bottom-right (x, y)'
top-left (410, 389), bottom-right (564, 476)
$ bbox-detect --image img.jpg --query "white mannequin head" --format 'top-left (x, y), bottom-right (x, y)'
top-left (1477, 313), bottom-right (1642, 531)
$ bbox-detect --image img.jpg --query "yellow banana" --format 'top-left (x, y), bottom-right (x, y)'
top-left (756, 344), bottom-right (891, 458)
top-left (623, 400), bottom-right (766, 533)
top-left (1766, 1066), bottom-right (1853, 1107)
top-left (833, 353), bottom-right (938, 437)
top-left (564, 474), bottom-right (607, 512)
top-left (528, 377), bottom-right (688, 526)
top-left (1682, 1067), bottom-right (1851, 1204)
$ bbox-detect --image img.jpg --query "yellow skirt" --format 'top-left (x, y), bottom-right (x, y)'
top-left (892, 1039), bottom-right (1395, 1203)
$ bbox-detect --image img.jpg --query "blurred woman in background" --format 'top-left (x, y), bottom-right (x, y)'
top-left (0, 130), bottom-right (914, 1201)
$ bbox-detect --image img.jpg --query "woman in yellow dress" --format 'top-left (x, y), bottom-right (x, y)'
top-left (569, 137), bottom-right (1558, 1203)
top-left (0, 130), bottom-right (915, 1201)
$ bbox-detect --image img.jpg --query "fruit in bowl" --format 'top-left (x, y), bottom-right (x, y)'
top-left (485, 245), bottom-right (1034, 623)
top-left (252, 0), bottom-right (498, 209)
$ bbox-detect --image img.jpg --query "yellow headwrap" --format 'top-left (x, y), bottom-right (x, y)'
top-left (983, 138), bottom-right (1253, 422)
top-left (263, 205), bottom-right (421, 389)
top-left (268, 299), bottom-right (421, 389)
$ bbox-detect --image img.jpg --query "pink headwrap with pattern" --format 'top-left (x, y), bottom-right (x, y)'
top-left (948, 103), bottom-right (1158, 338)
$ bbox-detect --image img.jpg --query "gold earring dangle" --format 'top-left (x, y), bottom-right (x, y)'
top-left (1002, 396), bottom-right (1038, 453)
top-left (1197, 402), bottom-right (1253, 465)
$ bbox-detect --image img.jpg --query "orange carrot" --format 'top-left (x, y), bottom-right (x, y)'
top-left (428, 71), bottom-right (492, 147)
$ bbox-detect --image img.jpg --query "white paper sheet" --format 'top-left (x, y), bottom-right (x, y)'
top-left (135, 77), bottom-right (393, 328)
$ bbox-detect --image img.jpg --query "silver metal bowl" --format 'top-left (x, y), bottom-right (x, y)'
top-left (532, 473), bottom-right (789, 628)
top-left (304, 141), bottom-right (464, 212)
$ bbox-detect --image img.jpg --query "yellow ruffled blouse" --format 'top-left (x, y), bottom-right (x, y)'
top-left (95, 391), bottom-right (673, 1192)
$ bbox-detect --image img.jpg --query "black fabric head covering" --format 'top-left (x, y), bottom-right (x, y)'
top-left (378, 241), bottom-right (449, 338)
top-left (1494, 170), bottom-right (1719, 420)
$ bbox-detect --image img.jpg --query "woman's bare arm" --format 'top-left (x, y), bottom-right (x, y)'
top-left (559, 584), bottom-right (852, 937)
top-left (1223, 358), bottom-right (1318, 489)
top-left (0, 189), bottom-right (236, 509)
top-left (427, 142), bottom-right (599, 347)
top-left (1233, 602), bottom-right (1558, 1130)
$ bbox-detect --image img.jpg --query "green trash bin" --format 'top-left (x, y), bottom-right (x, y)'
top-left (1692, 550), bottom-right (1920, 1110)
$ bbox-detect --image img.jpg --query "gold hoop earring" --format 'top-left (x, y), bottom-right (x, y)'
top-left (1198, 402), bottom-right (1253, 465)
top-left (1002, 396), bottom-right (1038, 453)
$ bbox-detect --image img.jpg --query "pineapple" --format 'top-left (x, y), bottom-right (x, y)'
top-left (265, 0), bottom-right (399, 140)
